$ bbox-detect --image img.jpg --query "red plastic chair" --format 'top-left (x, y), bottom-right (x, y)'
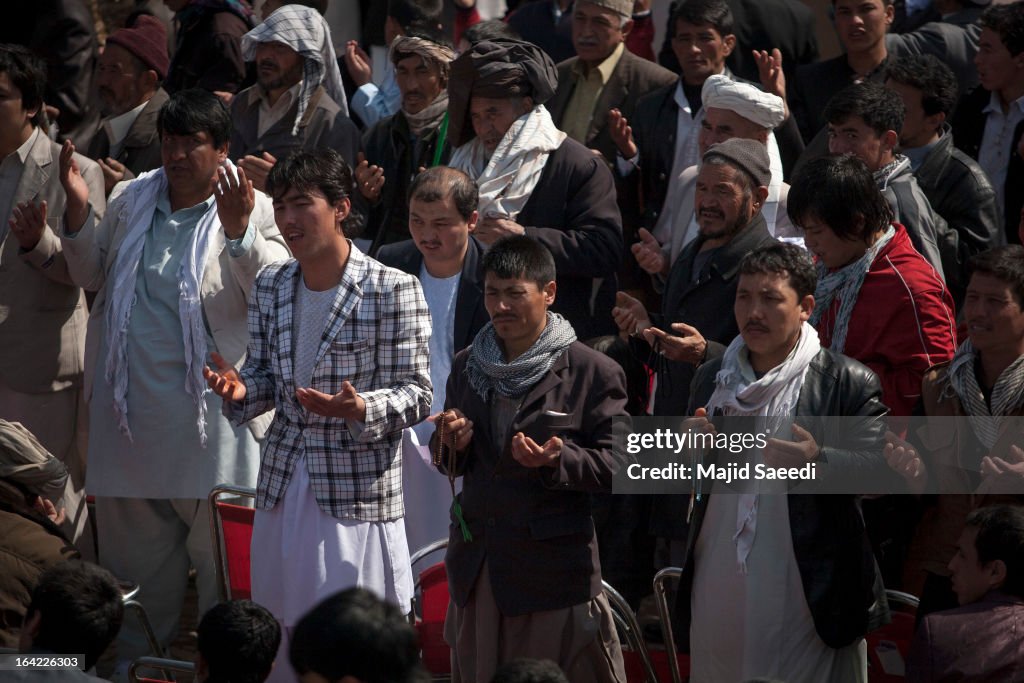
top-left (409, 538), bottom-right (453, 678)
top-left (867, 590), bottom-right (920, 682)
top-left (208, 484), bottom-right (257, 602)
top-left (408, 538), bottom-right (663, 682)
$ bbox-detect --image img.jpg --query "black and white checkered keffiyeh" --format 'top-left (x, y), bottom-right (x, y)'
top-left (947, 339), bottom-right (1024, 448)
top-left (241, 4), bottom-right (349, 133)
top-left (466, 312), bottom-right (577, 400)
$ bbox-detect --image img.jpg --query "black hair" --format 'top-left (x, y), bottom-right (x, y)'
top-left (462, 19), bottom-right (521, 46)
top-left (482, 235), bottom-right (557, 289)
top-left (788, 154), bottom-right (893, 242)
top-left (387, 0), bottom-right (444, 32)
top-left (968, 245), bottom-right (1024, 308)
top-left (980, 2), bottom-right (1024, 56)
top-left (966, 505), bottom-right (1024, 600)
top-left (824, 81), bottom-right (905, 137)
top-left (266, 148), bottom-right (356, 234)
top-left (289, 588), bottom-right (428, 683)
top-left (279, 0), bottom-right (329, 14)
top-left (670, 0), bottom-right (734, 37)
top-left (831, 0), bottom-right (894, 5)
top-left (157, 88), bottom-right (232, 148)
top-left (25, 561), bottom-right (124, 671)
top-left (408, 166), bottom-right (479, 221)
top-left (0, 44), bottom-right (46, 126)
top-left (885, 55), bottom-right (959, 118)
top-left (197, 600), bottom-right (281, 683)
top-left (738, 242), bottom-right (818, 300)
top-left (491, 658), bottom-right (570, 683)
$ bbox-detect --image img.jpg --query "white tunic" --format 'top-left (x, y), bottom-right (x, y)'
top-left (251, 277), bottom-right (413, 624)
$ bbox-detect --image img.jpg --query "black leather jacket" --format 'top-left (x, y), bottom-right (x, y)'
top-left (913, 126), bottom-right (1003, 305)
top-left (674, 348), bottom-right (891, 651)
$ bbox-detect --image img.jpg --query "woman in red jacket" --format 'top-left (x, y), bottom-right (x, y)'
top-left (789, 154), bottom-right (957, 418)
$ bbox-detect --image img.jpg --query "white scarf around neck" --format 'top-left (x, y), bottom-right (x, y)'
top-left (449, 104), bottom-right (566, 220)
top-left (706, 322), bottom-right (822, 572)
top-left (104, 164), bottom-right (234, 446)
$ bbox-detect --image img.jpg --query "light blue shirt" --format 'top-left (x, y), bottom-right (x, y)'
top-left (85, 191), bottom-right (260, 499)
top-left (351, 61), bottom-right (401, 128)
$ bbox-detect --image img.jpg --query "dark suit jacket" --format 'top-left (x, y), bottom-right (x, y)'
top-left (644, 215), bottom-right (777, 540)
top-left (658, 0), bottom-right (818, 87)
top-left (375, 236), bottom-right (488, 354)
top-left (675, 348), bottom-right (889, 651)
top-left (506, 0), bottom-right (576, 65)
top-left (517, 138), bottom-right (624, 340)
top-left (437, 341), bottom-right (629, 615)
top-left (86, 89), bottom-right (168, 183)
top-left (361, 111), bottom-right (451, 249)
top-left (165, 7), bottom-right (250, 95)
top-left (907, 591), bottom-right (1024, 682)
top-left (790, 55), bottom-right (889, 143)
top-left (952, 85), bottom-right (1024, 245)
top-left (547, 48), bottom-right (678, 165)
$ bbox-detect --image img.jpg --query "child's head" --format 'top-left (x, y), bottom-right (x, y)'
top-left (196, 600), bottom-right (281, 683)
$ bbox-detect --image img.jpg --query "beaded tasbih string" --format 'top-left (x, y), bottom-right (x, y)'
top-left (434, 410), bottom-right (473, 541)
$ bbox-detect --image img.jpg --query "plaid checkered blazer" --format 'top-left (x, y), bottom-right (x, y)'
top-left (226, 245), bottom-right (432, 521)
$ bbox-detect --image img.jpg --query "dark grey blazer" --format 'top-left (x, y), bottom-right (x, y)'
top-left (375, 235), bottom-right (489, 354)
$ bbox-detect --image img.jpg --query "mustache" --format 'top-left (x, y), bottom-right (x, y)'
top-left (258, 60), bottom-right (279, 70)
top-left (744, 322), bottom-right (769, 332)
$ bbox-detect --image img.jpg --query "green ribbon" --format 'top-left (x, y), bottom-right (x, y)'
top-left (431, 112), bottom-right (449, 168)
top-left (451, 499), bottom-right (473, 542)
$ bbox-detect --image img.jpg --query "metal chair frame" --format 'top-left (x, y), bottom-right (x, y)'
top-left (653, 567), bottom-right (684, 683)
top-left (127, 655), bottom-right (195, 683)
top-left (408, 537), bottom-right (658, 683)
top-left (207, 484), bottom-right (257, 602)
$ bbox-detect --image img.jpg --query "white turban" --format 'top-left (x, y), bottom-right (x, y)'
top-left (701, 75), bottom-right (786, 130)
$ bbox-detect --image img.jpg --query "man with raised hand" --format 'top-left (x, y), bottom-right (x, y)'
top-left (55, 88), bottom-right (288, 672)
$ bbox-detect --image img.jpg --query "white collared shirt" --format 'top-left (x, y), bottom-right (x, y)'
top-left (616, 71), bottom-right (721, 179)
top-left (255, 80), bottom-right (303, 138)
top-left (978, 91), bottom-right (1024, 221)
top-left (102, 99), bottom-right (149, 158)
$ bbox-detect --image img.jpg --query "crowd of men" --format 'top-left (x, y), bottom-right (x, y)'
top-left (2, 0), bottom-right (1024, 681)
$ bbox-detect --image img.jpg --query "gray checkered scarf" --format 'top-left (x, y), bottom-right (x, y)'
top-left (241, 4), bottom-right (348, 133)
top-left (947, 339), bottom-right (1024, 448)
top-left (810, 226), bottom-right (895, 353)
top-left (466, 312), bottom-right (576, 400)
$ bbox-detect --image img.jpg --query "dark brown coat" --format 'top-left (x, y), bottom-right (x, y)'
top-left (436, 341), bottom-right (629, 616)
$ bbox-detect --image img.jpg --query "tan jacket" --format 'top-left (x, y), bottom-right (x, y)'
top-left (906, 362), bottom-right (1024, 587)
top-left (59, 178), bottom-right (289, 438)
top-left (0, 131), bottom-right (105, 394)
